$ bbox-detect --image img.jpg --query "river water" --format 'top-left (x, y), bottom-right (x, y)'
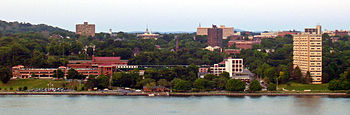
top-left (0, 95), bottom-right (349, 115)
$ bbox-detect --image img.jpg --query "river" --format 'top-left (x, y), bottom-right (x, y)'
top-left (0, 95), bottom-right (349, 115)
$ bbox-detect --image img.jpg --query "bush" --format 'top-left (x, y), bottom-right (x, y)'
top-left (23, 86), bottom-right (28, 90)
top-left (18, 87), bottom-right (22, 91)
top-left (267, 83), bottom-right (277, 91)
top-left (174, 79), bottom-right (192, 91)
top-left (249, 80), bottom-right (263, 91)
top-left (225, 79), bottom-right (246, 91)
top-left (9, 87), bottom-right (13, 91)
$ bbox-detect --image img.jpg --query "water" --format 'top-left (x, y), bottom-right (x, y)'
top-left (0, 95), bottom-right (349, 115)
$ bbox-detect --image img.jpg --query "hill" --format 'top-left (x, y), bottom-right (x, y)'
top-left (0, 20), bottom-right (72, 34)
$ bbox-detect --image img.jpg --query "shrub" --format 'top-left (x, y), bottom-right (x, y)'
top-left (18, 87), bottom-right (22, 91)
top-left (23, 86), bottom-right (28, 90)
top-left (9, 87), bottom-right (13, 91)
top-left (225, 79), bottom-right (246, 91)
top-left (249, 80), bottom-right (263, 91)
top-left (267, 83), bottom-right (277, 91)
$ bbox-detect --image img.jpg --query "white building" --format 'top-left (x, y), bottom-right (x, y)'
top-left (210, 58), bottom-right (244, 78)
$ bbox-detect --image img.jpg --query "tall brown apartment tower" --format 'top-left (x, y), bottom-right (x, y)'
top-left (293, 33), bottom-right (322, 84)
top-left (76, 22), bottom-right (95, 37)
top-left (207, 25), bottom-right (223, 47)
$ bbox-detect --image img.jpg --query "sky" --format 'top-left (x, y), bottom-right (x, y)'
top-left (1, 0), bottom-right (350, 32)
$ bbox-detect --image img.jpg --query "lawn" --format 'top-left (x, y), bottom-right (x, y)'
top-left (0, 79), bottom-right (69, 91)
top-left (278, 82), bottom-right (329, 91)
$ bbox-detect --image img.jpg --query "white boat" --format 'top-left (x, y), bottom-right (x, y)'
top-left (148, 93), bottom-right (155, 97)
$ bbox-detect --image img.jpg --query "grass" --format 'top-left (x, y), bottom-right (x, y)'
top-left (278, 82), bottom-right (329, 91)
top-left (0, 79), bottom-right (69, 91)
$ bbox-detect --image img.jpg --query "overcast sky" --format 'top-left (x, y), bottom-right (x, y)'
top-left (1, 0), bottom-right (350, 32)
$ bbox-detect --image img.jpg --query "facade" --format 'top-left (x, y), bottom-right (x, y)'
top-left (334, 30), bottom-right (350, 36)
top-left (12, 56), bottom-right (132, 79)
top-left (293, 33), bottom-right (322, 84)
top-left (305, 25), bottom-right (322, 34)
top-left (207, 25), bottom-right (223, 47)
top-left (209, 58), bottom-right (243, 77)
top-left (254, 31), bottom-right (277, 38)
top-left (277, 31), bottom-right (300, 37)
top-left (224, 49), bottom-right (241, 55)
top-left (227, 40), bottom-right (261, 50)
top-left (197, 25), bottom-right (234, 39)
top-left (76, 22), bottom-right (95, 37)
top-left (137, 28), bottom-right (160, 39)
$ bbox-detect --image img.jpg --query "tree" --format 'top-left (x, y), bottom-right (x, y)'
top-left (249, 80), bottom-right (263, 91)
top-left (0, 67), bottom-right (11, 84)
top-left (157, 79), bottom-right (170, 87)
top-left (328, 80), bottom-right (342, 90)
top-left (267, 83), bottom-right (276, 91)
top-left (193, 78), bottom-right (207, 90)
top-left (67, 68), bottom-right (85, 80)
top-left (204, 74), bottom-right (217, 81)
top-left (213, 77), bottom-right (228, 90)
top-left (293, 66), bottom-right (302, 82)
top-left (305, 71), bottom-right (312, 84)
top-left (53, 69), bottom-right (65, 79)
top-left (173, 79), bottom-right (192, 91)
top-left (225, 79), bottom-right (245, 91)
top-left (97, 75), bottom-right (109, 89)
top-left (137, 78), bottom-right (156, 88)
top-left (85, 75), bottom-right (97, 89)
top-left (219, 72), bottom-right (230, 79)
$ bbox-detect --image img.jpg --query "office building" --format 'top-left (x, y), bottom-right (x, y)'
top-left (76, 22), bottom-right (95, 37)
top-left (197, 24), bottom-right (234, 39)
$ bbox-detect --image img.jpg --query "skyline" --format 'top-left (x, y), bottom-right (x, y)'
top-left (1, 0), bottom-right (350, 32)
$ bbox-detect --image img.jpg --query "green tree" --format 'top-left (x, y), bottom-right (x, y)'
top-left (137, 78), bottom-right (156, 88)
top-left (67, 68), bottom-right (85, 80)
top-left (249, 80), bottom-right (263, 91)
top-left (204, 74), bottom-right (217, 81)
top-left (213, 77), bottom-right (228, 90)
top-left (305, 71), bottom-right (312, 84)
top-left (85, 75), bottom-right (97, 89)
top-left (225, 79), bottom-right (246, 91)
top-left (267, 83), bottom-right (276, 91)
top-left (193, 78), bottom-right (207, 90)
top-left (328, 80), bottom-right (342, 90)
top-left (219, 72), bottom-right (230, 79)
top-left (53, 69), bottom-right (65, 79)
top-left (97, 75), bottom-right (109, 89)
top-left (0, 67), bottom-right (11, 83)
top-left (293, 66), bottom-right (302, 82)
top-left (157, 79), bottom-right (170, 87)
top-left (173, 79), bottom-right (192, 91)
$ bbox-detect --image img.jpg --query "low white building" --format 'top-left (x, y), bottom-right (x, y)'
top-left (210, 58), bottom-right (244, 77)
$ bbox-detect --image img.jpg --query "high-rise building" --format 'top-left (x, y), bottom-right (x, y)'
top-left (305, 25), bottom-right (322, 34)
top-left (197, 24), bottom-right (234, 39)
top-left (76, 22), bottom-right (95, 37)
top-left (293, 33), bottom-right (322, 84)
top-left (207, 25), bottom-right (223, 47)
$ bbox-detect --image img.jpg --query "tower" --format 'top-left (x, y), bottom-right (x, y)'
top-left (175, 35), bottom-right (179, 52)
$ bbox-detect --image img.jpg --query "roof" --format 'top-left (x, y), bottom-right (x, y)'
top-left (93, 57), bottom-right (121, 62)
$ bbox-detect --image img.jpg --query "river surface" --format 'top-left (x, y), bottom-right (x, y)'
top-left (0, 95), bottom-right (349, 115)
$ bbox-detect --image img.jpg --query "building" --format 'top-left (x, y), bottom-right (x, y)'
top-left (204, 46), bottom-right (221, 51)
top-left (293, 33), bottom-right (322, 84)
top-left (334, 30), bottom-right (350, 36)
top-left (76, 22), bottom-right (95, 37)
top-left (277, 30), bottom-right (300, 37)
top-left (197, 24), bottom-right (234, 39)
top-left (305, 25), bottom-right (322, 34)
top-left (11, 56), bottom-right (133, 79)
top-left (137, 27), bottom-right (160, 39)
top-left (227, 40), bottom-right (261, 50)
top-left (254, 31), bottom-right (277, 38)
top-left (207, 25), bottom-right (223, 47)
top-left (224, 49), bottom-right (241, 55)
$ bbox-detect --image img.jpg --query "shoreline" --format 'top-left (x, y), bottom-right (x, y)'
top-left (0, 92), bottom-right (349, 97)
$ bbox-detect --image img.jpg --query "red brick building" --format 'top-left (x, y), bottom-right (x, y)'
top-left (224, 49), bottom-right (241, 55)
top-left (12, 56), bottom-right (128, 79)
top-left (227, 40), bottom-right (261, 50)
